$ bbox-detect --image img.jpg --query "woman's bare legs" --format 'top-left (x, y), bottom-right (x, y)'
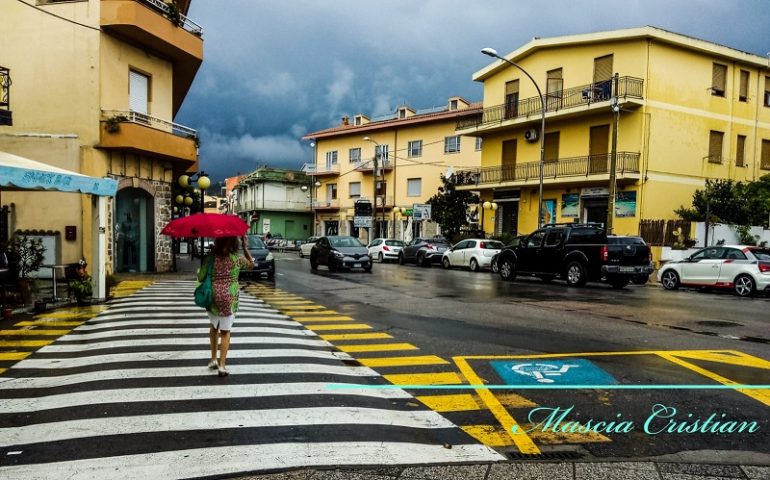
top-left (209, 326), bottom-right (218, 367)
top-left (218, 330), bottom-right (231, 369)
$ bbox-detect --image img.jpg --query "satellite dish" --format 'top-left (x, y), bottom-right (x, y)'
top-left (445, 166), bottom-right (455, 178)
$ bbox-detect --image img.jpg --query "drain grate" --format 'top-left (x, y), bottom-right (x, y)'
top-left (696, 320), bottom-right (742, 327)
top-left (508, 451), bottom-right (583, 461)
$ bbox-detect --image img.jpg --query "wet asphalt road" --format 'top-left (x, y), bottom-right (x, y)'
top-left (266, 252), bottom-right (770, 462)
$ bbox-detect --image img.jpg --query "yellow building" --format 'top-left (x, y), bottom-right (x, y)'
top-left (0, 0), bottom-right (203, 273)
top-left (457, 26), bottom-right (770, 241)
top-left (303, 98), bottom-right (482, 244)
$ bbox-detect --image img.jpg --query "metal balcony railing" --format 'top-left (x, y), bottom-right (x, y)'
top-left (138, 0), bottom-right (204, 36)
top-left (457, 77), bottom-right (644, 130)
top-left (455, 152), bottom-right (641, 186)
top-left (312, 164), bottom-right (340, 175)
top-left (102, 110), bottom-right (198, 139)
top-left (0, 66), bottom-right (10, 126)
top-left (374, 195), bottom-right (394, 208)
top-left (313, 199), bottom-right (340, 209)
top-left (356, 158), bottom-right (393, 172)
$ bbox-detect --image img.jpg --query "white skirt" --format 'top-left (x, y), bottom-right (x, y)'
top-left (207, 311), bottom-right (235, 331)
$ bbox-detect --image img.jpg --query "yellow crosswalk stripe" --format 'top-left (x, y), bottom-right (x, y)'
top-left (461, 425), bottom-right (516, 447)
top-left (336, 343), bottom-right (418, 353)
top-left (320, 333), bottom-right (393, 341)
top-left (269, 301), bottom-right (315, 305)
top-left (0, 329), bottom-right (70, 336)
top-left (416, 394), bottom-right (481, 412)
top-left (303, 323), bottom-right (372, 331)
top-left (0, 340), bottom-right (54, 347)
top-left (358, 355), bottom-right (448, 368)
top-left (496, 392), bottom-right (538, 409)
top-left (0, 352), bottom-right (31, 361)
top-left (36, 311), bottom-right (98, 319)
top-left (15, 321), bottom-right (84, 327)
top-left (293, 316), bottom-right (353, 322)
top-left (0, 368), bottom-right (6, 375)
top-left (281, 310), bottom-right (339, 316)
top-left (278, 305), bottom-right (326, 311)
top-left (384, 372), bottom-right (463, 386)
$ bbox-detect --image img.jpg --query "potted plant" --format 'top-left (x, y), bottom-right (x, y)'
top-left (68, 260), bottom-right (93, 306)
top-left (6, 233), bottom-right (46, 306)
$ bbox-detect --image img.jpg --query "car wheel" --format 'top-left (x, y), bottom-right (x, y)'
top-left (364, 265), bottom-right (372, 273)
top-left (632, 274), bottom-right (648, 285)
top-left (378, 252), bottom-right (384, 263)
top-left (398, 253), bottom-right (405, 265)
top-left (417, 252), bottom-right (428, 267)
top-left (298, 251), bottom-right (304, 258)
top-left (499, 258), bottom-right (516, 281)
top-left (469, 258), bottom-right (479, 272)
top-left (565, 261), bottom-right (587, 287)
top-left (733, 274), bottom-right (755, 297)
top-left (310, 260), bottom-right (318, 271)
top-left (609, 277), bottom-right (629, 289)
top-left (491, 258), bottom-right (499, 274)
top-left (442, 257), bottom-right (451, 269)
top-left (660, 270), bottom-right (680, 290)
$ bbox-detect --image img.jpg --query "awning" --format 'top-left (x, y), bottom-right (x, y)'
top-left (0, 150), bottom-right (118, 196)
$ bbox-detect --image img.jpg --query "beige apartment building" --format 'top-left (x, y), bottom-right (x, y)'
top-left (303, 98), bottom-right (482, 244)
top-left (0, 0), bottom-right (203, 272)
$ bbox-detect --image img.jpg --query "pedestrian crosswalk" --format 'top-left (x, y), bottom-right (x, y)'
top-left (0, 280), bottom-right (502, 479)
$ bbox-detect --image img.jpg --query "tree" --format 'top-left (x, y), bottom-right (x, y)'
top-left (675, 175), bottom-right (770, 227)
top-left (426, 174), bottom-right (479, 240)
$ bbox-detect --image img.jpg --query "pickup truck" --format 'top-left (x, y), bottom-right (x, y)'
top-left (496, 224), bottom-right (654, 289)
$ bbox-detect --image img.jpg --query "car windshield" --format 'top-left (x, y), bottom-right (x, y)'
top-left (482, 240), bottom-right (505, 249)
top-left (307, 237), bottom-right (319, 243)
top-left (749, 248), bottom-right (770, 260)
top-left (330, 236), bottom-right (363, 248)
top-left (247, 236), bottom-right (266, 249)
top-left (430, 237), bottom-right (448, 245)
top-left (608, 236), bottom-right (646, 245)
top-left (385, 240), bottom-right (404, 247)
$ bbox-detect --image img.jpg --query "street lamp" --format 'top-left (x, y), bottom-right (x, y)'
top-left (481, 47), bottom-right (546, 229)
top-left (363, 136), bottom-right (380, 241)
top-left (302, 180), bottom-right (322, 235)
top-left (392, 207), bottom-right (401, 238)
top-left (178, 171), bottom-right (210, 260)
top-left (478, 201), bottom-right (498, 236)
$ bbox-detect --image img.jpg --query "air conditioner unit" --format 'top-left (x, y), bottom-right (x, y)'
top-left (524, 128), bottom-right (538, 143)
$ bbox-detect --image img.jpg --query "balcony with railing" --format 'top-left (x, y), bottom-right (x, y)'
top-left (312, 199), bottom-right (340, 210)
top-left (455, 152), bottom-right (641, 188)
top-left (457, 77), bottom-right (644, 133)
top-left (99, 110), bottom-right (198, 164)
top-left (356, 158), bottom-right (393, 173)
top-left (100, 0), bottom-right (203, 113)
top-left (374, 195), bottom-right (394, 209)
top-left (0, 66), bottom-right (11, 126)
top-left (311, 164), bottom-right (340, 177)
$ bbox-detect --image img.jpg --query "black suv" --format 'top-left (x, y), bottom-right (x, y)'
top-left (496, 224), bottom-right (653, 288)
top-left (398, 237), bottom-right (449, 267)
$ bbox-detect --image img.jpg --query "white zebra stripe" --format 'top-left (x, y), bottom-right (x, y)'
top-left (58, 327), bottom-right (312, 342)
top-left (0, 383), bottom-right (410, 414)
top-left (39, 335), bottom-right (329, 352)
top-left (102, 306), bottom-right (278, 314)
top-left (0, 442), bottom-right (503, 479)
top-left (73, 318), bottom-right (300, 330)
top-left (84, 311), bottom-right (290, 323)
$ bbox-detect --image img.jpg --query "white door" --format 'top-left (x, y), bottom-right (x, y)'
top-left (462, 241), bottom-right (477, 266)
top-left (682, 247), bottom-right (723, 285)
top-left (129, 70), bottom-right (149, 115)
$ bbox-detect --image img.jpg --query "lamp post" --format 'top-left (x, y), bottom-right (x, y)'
top-left (392, 207), bottom-right (400, 238)
top-left (478, 201), bottom-right (498, 236)
top-left (178, 171), bottom-right (210, 261)
top-left (302, 178), bottom-right (322, 236)
top-left (363, 136), bottom-right (379, 241)
top-left (481, 47), bottom-right (546, 229)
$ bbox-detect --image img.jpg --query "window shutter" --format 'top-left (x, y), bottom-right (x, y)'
top-left (544, 132), bottom-right (560, 162)
top-left (739, 70), bottom-right (749, 101)
top-left (505, 80), bottom-right (519, 95)
top-left (711, 64), bottom-right (726, 95)
top-left (736, 136), bottom-right (746, 167)
top-left (129, 71), bottom-right (149, 115)
top-left (762, 140), bottom-right (770, 170)
top-left (708, 131), bottom-right (723, 163)
top-left (593, 55), bottom-right (613, 83)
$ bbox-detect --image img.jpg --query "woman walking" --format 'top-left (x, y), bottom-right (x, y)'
top-left (198, 236), bottom-right (254, 377)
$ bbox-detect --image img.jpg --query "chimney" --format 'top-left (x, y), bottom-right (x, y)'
top-left (341, 116), bottom-right (350, 126)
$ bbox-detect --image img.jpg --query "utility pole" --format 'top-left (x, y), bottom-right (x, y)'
top-left (372, 146), bottom-right (379, 242)
top-left (606, 73), bottom-right (620, 234)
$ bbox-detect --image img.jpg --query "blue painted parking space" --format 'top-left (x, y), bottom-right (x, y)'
top-left (490, 358), bottom-right (618, 386)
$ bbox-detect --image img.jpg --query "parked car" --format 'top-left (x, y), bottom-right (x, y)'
top-left (310, 236), bottom-right (372, 272)
top-left (657, 245), bottom-right (770, 297)
top-left (490, 236), bottom-right (524, 274)
top-left (264, 233), bottom-right (283, 248)
top-left (609, 235), bottom-right (651, 284)
top-left (442, 239), bottom-right (505, 272)
top-left (299, 236), bottom-right (320, 258)
top-left (495, 223), bottom-right (653, 288)
top-left (239, 235), bottom-right (275, 279)
top-left (398, 237), bottom-right (450, 267)
top-left (368, 238), bottom-right (405, 262)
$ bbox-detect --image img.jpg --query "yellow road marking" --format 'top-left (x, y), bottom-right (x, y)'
top-left (37, 311), bottom-right (98, 319)
top-left (336, 343), bottom-right (419, 353)
top-left (303, 323), bottom-right (372, 331)
top-left (293, 316), bottom-right (354, 322)
top-left (0, 368), bottom-right (6, 375)
top-left (15, 321), bottom-right (84, 327)
top-left (0, 329), bottom-right (70, 336)
top-left (0, 352), bottom-right (31, 361)
top-left (462, 424), bottom-right (610, 447)
top-left (320, 333), bottom-right (393, 341)
top-left (496, 392), bottom-right (538, 409)
top-left (461, 425), bottom-right (517, 447)
top-left (278, 305), bottom-right (326, 311)
top-left (384, 372), bottom-right (463, 386)
top-left (525, 423), bottom-right (611, 445)
top-left (454, 356), bottom-right (539, 454)
top-left (670, 350), bottom-right (770, 370)
top-left (0, 340), bottom-right (53, 347)
top-left (282, 310), bottom-right (339, 316)
top-left (658, 353), bottom-right (770, 407)
top-left (358, 355), bottom-right (448, 368)
top-left (416, 394), bottom-right (481, 412)
top-left (268, 300), bottom-right (315, 305)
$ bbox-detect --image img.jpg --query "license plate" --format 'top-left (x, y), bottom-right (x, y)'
top-left (353, 263), bottom-right (361, 268)
top-left (619, 266), bottom-right (636, 273)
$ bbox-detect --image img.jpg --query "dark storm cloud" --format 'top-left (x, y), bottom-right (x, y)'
top-left (176, 0), bottom-right (770, 181)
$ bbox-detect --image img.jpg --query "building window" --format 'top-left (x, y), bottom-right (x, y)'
top-left (450, 99), bottom-right (458, 110)
top-left (408, 140), bottom-right (422, 157)
top-left (375, 181), bottom-right (387, 197)
top-left (762, 139), bottom-right (770, 170)
top-left (708, 131), bottom-right (724, 164)
top-left (505, 80), bottom-right (519, 119)
top-left (325, 151), bottom-right (338, 168)
top-left (399, 108), bottom-right (407, 119)
top-left (475, 137), bottom-right (483, 151)
top-left (739, 70), bottom-right (749, 102)
top-left (736, 135), bottom-right (746, 167)
top-left (355, 116), bottom-right (362, 126)
top-left (544, 132), bottom-right (560, 162)
top-left (765, 76), bottom-right (770, 107)
top-left (349, 181), bottom-right (361, 198)
top-left (349, 147), bottom-right (361, 163)
top-left (407, 178), bottom-right (421, 197)
top-left (129, 70), bottom-right (150, 115)
top-left (327, 183), bottom-right (337, 200)
top-left (444, 136), bottom-right (461, 153)
top-left (374, 144), bottom-right (389, 161)
top-left (546, 68), bottom-right (563, 110)
top-left (711, 63), bottom-right (727, 97)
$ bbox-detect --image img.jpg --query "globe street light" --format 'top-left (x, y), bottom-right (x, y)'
top-left (478, 201), bottom-right (498, 236)
top-left (178, 171), bottom-right (210, 260)
top-left (481, 47), bottom-right (546, 229)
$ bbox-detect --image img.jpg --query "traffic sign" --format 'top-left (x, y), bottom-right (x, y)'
top-left (354, 216), bottom-right (373, 228)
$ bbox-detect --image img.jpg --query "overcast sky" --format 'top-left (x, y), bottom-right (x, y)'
top-left (176, 0), bottom-right (770, 183)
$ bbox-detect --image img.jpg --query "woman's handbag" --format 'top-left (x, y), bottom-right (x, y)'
top-left (194, 256), bottom-right (214, 309)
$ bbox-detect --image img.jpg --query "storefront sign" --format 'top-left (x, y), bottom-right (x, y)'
top-left (615, 191), bottom-right (637, 217)
top-left (262, 218), bottom-right (271, 233)
top-left (561, 193), bottom-right (580, 218)
top-left (581, 187), bottom-right (609, 197)
top-left (413, 204), bottom-right (431, 221)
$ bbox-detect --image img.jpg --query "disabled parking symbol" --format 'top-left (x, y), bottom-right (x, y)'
top-left (491, 359), bottom-right (617, 386)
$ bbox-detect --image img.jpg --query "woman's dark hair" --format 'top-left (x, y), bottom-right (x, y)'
top-left (213, 237), bottom-right (239, 257)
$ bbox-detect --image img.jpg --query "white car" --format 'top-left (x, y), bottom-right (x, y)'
top-left (299, 236), bottom-right (320, 258)
top-left (442, 238), bottom-right (505, 272)
top-left (367, 238), bottom-right (405, 262)
top-left (657, 245), bottom-right (770, 297)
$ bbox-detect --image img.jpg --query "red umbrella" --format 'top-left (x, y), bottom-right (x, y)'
top-left (161, 213), bottom-right (248, 238)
